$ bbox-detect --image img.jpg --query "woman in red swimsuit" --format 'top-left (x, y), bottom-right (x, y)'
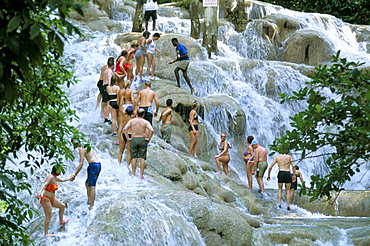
top-left (36, 165), bottom-right (72, 237)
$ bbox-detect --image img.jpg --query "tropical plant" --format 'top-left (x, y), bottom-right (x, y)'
top-left (0, 0), bottom-right (88, 244)
top-left (264, 0), bottom-right (369, 24)
top-left (271, 51), bottom-right (370, 201)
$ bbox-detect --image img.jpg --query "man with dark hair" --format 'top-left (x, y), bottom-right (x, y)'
top-left (96, 57), bottom-right (115, 114)
top-left (267, 154), bottom-right (296, 210)
top-left (290, 165), bottom-right (305, 202)
top-left (70, 139), bottom-right (102, 210)
top-left (123, 108), bottom-right (154, 179)
top-left (169, 38), bottom-right (194, 95)
top-left (157, 98), bottom-right (173, 144)
top-left (144, 0), bottom-right (158, 31)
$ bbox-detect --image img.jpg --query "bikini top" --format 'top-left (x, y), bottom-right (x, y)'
top-left (219, 143), bottom-right (225, 151)
top-left (45, 183), bottom-right (58, 193)
top-left (244, 150), bottom-right (251, 156)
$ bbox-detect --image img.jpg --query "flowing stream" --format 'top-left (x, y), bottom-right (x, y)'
top-left (18, 1), bottom-right (370, 245)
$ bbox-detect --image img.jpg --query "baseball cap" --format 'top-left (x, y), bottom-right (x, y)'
top-left (251, 139), bottom-right (259, 145)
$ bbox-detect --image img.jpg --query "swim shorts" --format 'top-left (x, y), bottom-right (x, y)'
top-left (291, 180), bottom-right (297, 190)
top-left (130, 137), bottom-right (149, 160)
top-left (86, 162), bottom-right (101, 187)
top-left (176, 60), bottom-right (190, 70)
top-left (144, 10), bottom-right (157, 20)
top-left (102, 85), bottom-right (109, 102)
top-left (188, 124), bottom-right (199, 132)
top-left (140, 106), bottom-right (153, 125)
top-left (278, 171), bottom-right (292, 183)
top-left (161, 124), bottom-right (172, 143)
top-left (97, 80), bottom-right (104, 94)
top-left (256, 161), bottom-right (268, 177)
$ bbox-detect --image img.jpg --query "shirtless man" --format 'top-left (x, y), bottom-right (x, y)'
top-left (123, 108), bottom-right (154, 179)
top-left (251, 139), bottom-right (268, 196)
top-left (157, 99), bottom-right (173, 144)
top-left (96, 57), bottom-right (115, 115)
top-left (267, 154), bottom-right (296, 210)
top-left (102, 59), bottom-right (115, 123)
top-left (70, 139), bottom-right (102, 210)
top-left (136, 80), bottom-right (159, 125)
top-left (290, 166), bottom-right (305, 202)
top-left (125, 43), bottom-right (139, 82)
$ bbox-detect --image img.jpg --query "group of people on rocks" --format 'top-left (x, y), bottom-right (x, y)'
top-left (36, 30), bottom-right (305, 237)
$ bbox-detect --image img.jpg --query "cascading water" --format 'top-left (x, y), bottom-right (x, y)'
top-left (18, 0), bottom-right (370, 245)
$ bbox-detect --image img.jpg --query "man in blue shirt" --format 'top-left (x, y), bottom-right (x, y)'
top-left (169, 38), bottom-right (194, 94)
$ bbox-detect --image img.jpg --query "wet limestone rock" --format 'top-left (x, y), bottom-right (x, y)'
top-left (280, 29), bottom-right (335, 65)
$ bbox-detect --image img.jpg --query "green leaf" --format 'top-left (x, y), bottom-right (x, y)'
top-left (30, 23), bottom-right (40, 40)
top-left (7, 16), bottom-right (21, 33)
top-left (0, 175), bottom-right (16, 191)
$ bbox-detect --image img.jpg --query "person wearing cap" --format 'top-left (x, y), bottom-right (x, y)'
top-left (169, 38), bottom-right (194, 95)
top-left (267, 153), bottom-right (296, 210)
top-left (123, 108), bottom-right (154, 179)
top-left (146, 33), bottom-right (161, 80)
top-left (135, 31), bottom-right (150, 81)
top-left (251, 139), bottom-right (268, 196)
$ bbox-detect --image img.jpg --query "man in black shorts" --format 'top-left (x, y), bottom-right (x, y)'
top-left (144, 0), bottom-right (158, 31)
top-left (123, 108), bottom-right (154, 179)
top-left (267, 154), bottom-right (296, 210)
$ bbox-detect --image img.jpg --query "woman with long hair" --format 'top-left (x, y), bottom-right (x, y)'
top-left (215, 133), bottom-right (231, 176)
top-left (36, 165), bottom-right (71, 237)
top-left (135, 31), bottom-right (150, 81)
top-left (244, 135), bottom-right (255, 190)
top-left (188, 100), bottom-right (199, 158)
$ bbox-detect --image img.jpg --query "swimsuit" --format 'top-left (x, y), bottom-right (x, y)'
top-left (40, 195), bottom-right (54, 203)
top-left (109, 101), bottom-right (119, 109)
top-left (107, 93), bottom-right (117, 101)
top-left (123, 63), bottom-right (133, 71)
top-left (115, 59), bottom-right (126, 76)
top-left (160, 124), bottom-right (172, 143)
top-left (147, 40), bottom-right (156, 54)
top-left (122, 133), bottom-right (132, 142)
top-left (135, 44), bottom-right (147, 59)
top-left (256, 161), bottom-right (268, 177)
top-left (86, 162), bottom-right (101, 187)
top-left (45, 183), bottom-right (58, 192)
top-left (291, 180), bottom-right (297, 190)
top-left (188, 124), bottom-right (199, 132)
top-left (122, 103), bottom-right (133, 110)
top-left (140, 106), bottom-right (153, 125)
top-left (97, 80), bottom-right (104, 93)
top-left (244, 150), bottom-right (254, 164)
top-left (278, 171), bottom-right (292, 183)
top-left (130, 137), bottom-right (149, 160)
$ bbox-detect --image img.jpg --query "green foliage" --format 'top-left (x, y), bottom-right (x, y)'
top-left (0, 0), bottom-right (89, 244)
top-left (264, 0), bottom-right (369, 25)
top-left (271, 51), bottom-right (370, 201)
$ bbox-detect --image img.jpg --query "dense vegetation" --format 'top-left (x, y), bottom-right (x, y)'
top-left (264, 0), bottom-right (369, 25)
top-left (0, 0), bottom-right (87, 244)
top-left (271, 51), bottom-right (370, 201)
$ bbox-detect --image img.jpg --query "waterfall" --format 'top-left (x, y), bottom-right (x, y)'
top-left (18, 0), bottom-right (370, 244)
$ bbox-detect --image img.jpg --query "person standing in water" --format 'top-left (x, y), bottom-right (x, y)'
top-left (188, 100), bottom-right (199, 158)
top-left (96, 57), bottom-right (115, 115)
top-left (70, 139), bottom-right (102, 210)
top-left (135, 31), bottom-right (150, 81)
top-left (244, 136), bottom-right (255, 191)
top-left (251, 139), bottom-right (268, 197)
top-left (169, 38), bottom-right (194, 94)
top-left (146, 33), bottom-right (161, 80)
top-left (36, 165), bottom-right (72, 237)
top-left (106, 75), bottom-right (120, 142)
top-left (157, 98), bottom-right (173, 144)
top-left (136, 80), bottom-right (159, 125)
top-left (267, 153), bottom-right (296, 210)
top-left (215, 133), bottom-right (231, 176)
top-left (123, 108), bottom-right (154, 179)
top-left (290, 165), bottom-right (305, 202)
